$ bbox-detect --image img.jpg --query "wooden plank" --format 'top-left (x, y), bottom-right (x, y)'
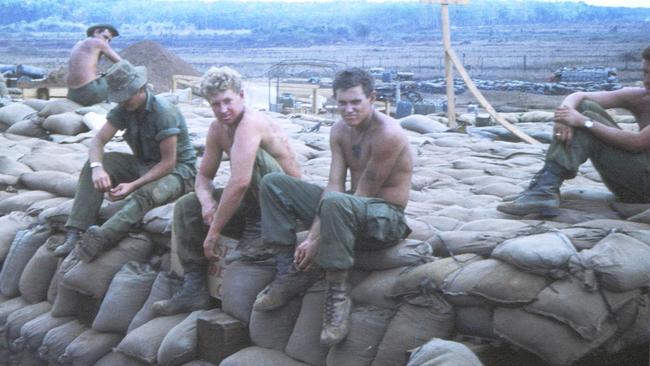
top-left (446, 48), bottom-right (540, 144)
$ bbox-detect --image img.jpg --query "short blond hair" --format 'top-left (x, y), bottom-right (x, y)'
top-left (200, 66), bottom-right (242, 97)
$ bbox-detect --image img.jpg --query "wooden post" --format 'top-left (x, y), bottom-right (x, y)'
top-left (312, 88), bottom-right (318, 114)
top-left (441, 2), bottom-right (456, 127)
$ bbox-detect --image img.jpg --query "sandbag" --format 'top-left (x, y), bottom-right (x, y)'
top-left (427, 231), bottom-right (515, 257)
top-left (116, 313), bottom-right (189, 365)
top-left (221, 259), bottom-right (276, 324)
top-left (5, 118), bottom-right (49, 138)
top-left (128, 271), bottom-right (182, 333)
top-left (389, 254), bottom-right (482, 298)
top-left (142, 203), bottom-right (174, 235)
top-left (22, 99), bottom-right (49, 112)
top-left (221, 346), bottom-right (310, 366)
top-left (0, 155), bottom-right (33, 176)
top-left (326, 306), bottom-right (393, 366)
top-left (355, 268), bottom-right (406, 310)
top-left (38, 99), bottom-right (83, 118)
top-left (559, 227), bottom-right (608, 250)
top-left (400, 115), bottom-right (448, 134)
top-left (43, 112), bottom-right (87, 136)
top-left (0, 190), bottom-right (56, 215)
top-left (0, 296), bottom-right (30, 347)
top-left (95, 351), bottom-right (149, 366)
top-left (568, 233), bottom-right (650, 292)
top-left (19, 242), bottom-right (59, 303)
top-left (604, 293), bottom-right (650, 354)
top-left (26, 197), bottom-right (71, 217)
top-left (38, 199), bottom-right (74, 225)
top-left (51, 283), bottom-right (79, 318)
top-left (15, 312), bottom-right (75, 352)
top-left (406, 338), bottom-right (482, 366)
top-left (355, 239), bottom-right (433, 271)
top-left (62, 233), bottom-right (153, 299)
top-left (19, 170), bottom-right (78, 198)
top-left (0, 224), bottom-right (51, 298)
top-left (372, 300), bottom-right (455, 366)
top-left (157, 310), bottom-right (206, 366)
top-left (491, 231), bottom-right (576, 277)
top-left (442, 258), bottom-right (548, 307)
top-left (0, 103), bottom-right (36, 128)
top-left (249, 297), bottom-right (301, 351)
top-left (0, 211), bottom-right (36, 263)
top-left (92, 262), bottom-right (157, 333)
top-left (524, 278), bottom-right (640, 340)
top-left (5, 301), bottom-right (52, 352)
top-left (38, 320), bottom-right (87, 365)
top-left (59, 329), bottom-right (123, 366)
top-left (455, 306), bottom-right (496, 340)
top-left (285, 281), bottom-right (329, 366)
top-left (494, 307), bottom-right (616, 366)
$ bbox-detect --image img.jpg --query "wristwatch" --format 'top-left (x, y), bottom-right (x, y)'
top-left (90, 162), bottom-right (103, 169)
top-left (583, 119), bottom-right (594, 129)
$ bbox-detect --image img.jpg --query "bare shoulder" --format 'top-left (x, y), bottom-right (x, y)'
top-left (374, 112), bottom-right (408, 144)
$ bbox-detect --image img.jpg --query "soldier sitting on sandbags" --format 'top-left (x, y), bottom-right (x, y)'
top-left (49, 60), bottom-right (196, 261)
top-left (498, 46), bottom-right (650, 217)
top-left (152, 66), bottom-right (302, 315)
top-left (66, 24), bottom-right (122, 106)
top-left (253, 67), bottom-right (413, 346)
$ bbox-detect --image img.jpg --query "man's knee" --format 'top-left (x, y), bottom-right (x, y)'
top-left (319, 191), bottom-right (349, 215)
top-left (577, 99), bottom-right (603, 114)
top-left (260, 172), bottom-right (292, 196)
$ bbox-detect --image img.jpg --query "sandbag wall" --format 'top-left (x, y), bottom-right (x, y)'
top-left (0, 96), bottom-right (648, 365)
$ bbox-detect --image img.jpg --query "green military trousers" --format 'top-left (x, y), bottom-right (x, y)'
top-left (66, 152), bottom-right (187, 242)
top-left (546, 99), bottom-right (650, 202)
top-left (66, 77), bottom-right (109, 106)
top-left (173, 149), bottom-right (282, 267)
top-left (260, 172), bottom-right (411, 271)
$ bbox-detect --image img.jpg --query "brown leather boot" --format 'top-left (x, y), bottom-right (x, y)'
top-left (77, 226), bottom-right (112, 263)
top-left (152, 265), bottom-right (213, 315)
top-left (253, 247), bottom-right (323, 311)
top-left (320, 270), bottom-right (351, 347)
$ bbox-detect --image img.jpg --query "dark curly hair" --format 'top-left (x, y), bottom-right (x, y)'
top-left (332, 67), bottom-right (375, 97)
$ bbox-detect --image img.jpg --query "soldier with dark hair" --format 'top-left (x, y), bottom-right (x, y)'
top-left (499, 46), bottom-right (650, 216)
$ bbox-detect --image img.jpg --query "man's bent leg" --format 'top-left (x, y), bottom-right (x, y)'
top-left (253, 173), bottom-right (324, 311)
top-left (66, 77), bottom-right (109, 106)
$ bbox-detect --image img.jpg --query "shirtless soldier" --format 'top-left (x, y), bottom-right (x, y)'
top-left (498, 46), bottom-right (650, 216)
top-left (253, 67), bottom-right (413, 346)
top-left (66, 24), bottom-right (122, 106)
top-left (153, 66), bottom-right (302, 315)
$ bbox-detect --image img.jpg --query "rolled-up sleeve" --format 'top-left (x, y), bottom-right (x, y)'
top-left (155, 127), bottom-right (181, 141)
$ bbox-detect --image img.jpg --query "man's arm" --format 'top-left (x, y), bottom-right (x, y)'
top-left (95, 38), bottom-right (122, 63)
top-left (203, 120), bottom-right (261, 258)
top-left (108, 135), bottom-right (177, 200)
top-left (195, 122), bottom-right (223, 226)
top-left (88, 122), bottom-right (118, 192)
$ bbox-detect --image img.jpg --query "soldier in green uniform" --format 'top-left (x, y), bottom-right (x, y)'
top-left (52, 60), bottom-right (196, 261)
top-left (499, 46), bottom-right (650, 216)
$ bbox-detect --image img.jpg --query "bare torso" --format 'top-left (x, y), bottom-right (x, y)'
top-left (215, 107), bottom-right (301, 178)
top-left (67, 38), bottom-right (109, 88)
top-left (334, 110), bottom-right (413, 207)
top-left (621, 87), bottom-right (650, 130)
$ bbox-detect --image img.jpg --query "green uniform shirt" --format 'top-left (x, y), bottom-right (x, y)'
top-left (107, 91), bottom-right (196, 180)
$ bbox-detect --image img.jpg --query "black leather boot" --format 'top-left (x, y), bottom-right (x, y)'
top-left (320, 270), bottom-right (351, 346)
top-left (152, 265), bottom-right (212, 316)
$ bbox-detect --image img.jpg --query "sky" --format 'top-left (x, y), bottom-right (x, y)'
top-left (198, 0), bottom-right (650, 7)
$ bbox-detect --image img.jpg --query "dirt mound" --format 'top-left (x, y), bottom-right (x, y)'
top-left (119, 40), bottom-right (201, 93)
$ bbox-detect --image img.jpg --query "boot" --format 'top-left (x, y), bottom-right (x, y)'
top-left (49, 228), bottom-right (82, 257)
top-left (320, 270), bottom-right (351, 347)
top-left (77, 226), bottom-right (112, 263)
top-left (253, 247), bottom-right (323, 311)
top-left (152, 266), bottom-right (212, 316)
top-left (497, 162), bottom-right (568, 217)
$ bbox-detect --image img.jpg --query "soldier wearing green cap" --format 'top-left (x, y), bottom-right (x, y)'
top-left (51, 60), bottom-right (197, 262)
top-left (66, 23), bottom-right (122, 106)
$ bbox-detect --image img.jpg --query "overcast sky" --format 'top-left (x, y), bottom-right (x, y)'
top-left (201, 0), bottom-right (650, 7)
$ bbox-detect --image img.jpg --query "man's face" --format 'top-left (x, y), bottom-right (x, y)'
top-left (206, 89), bottom-right (245, 125)
top-left (335, 85), bottom-right (375, 127)
top-left (93, 29), bottom-right (114, 43)
top-left (643, 59), bottom-right (650, 93)
top-left (120, 88), bottom-right (146, 112)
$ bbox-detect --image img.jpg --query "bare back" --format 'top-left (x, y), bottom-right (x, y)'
top-left (619, 87), bottom-right (650, 130)
top-left (67, 38), bottom-right (118, 88)
top-left (332, 110), bottom-right (413, 207)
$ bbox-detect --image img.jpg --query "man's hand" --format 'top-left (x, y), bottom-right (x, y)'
top-left (92, 167), bottom-right (112, 192)
top-left (554, 105), bottom-right (585, 128)
top-left (201, 203), bottom-right (218, 226)
top-left (203, 235), bottom-right (220, 262)
top-left (294, 238), bottom-right (319, 272)
top-left (108, 182), bottom-right (136, 201)
top-left (552, 122), bottom-right (574, 145)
